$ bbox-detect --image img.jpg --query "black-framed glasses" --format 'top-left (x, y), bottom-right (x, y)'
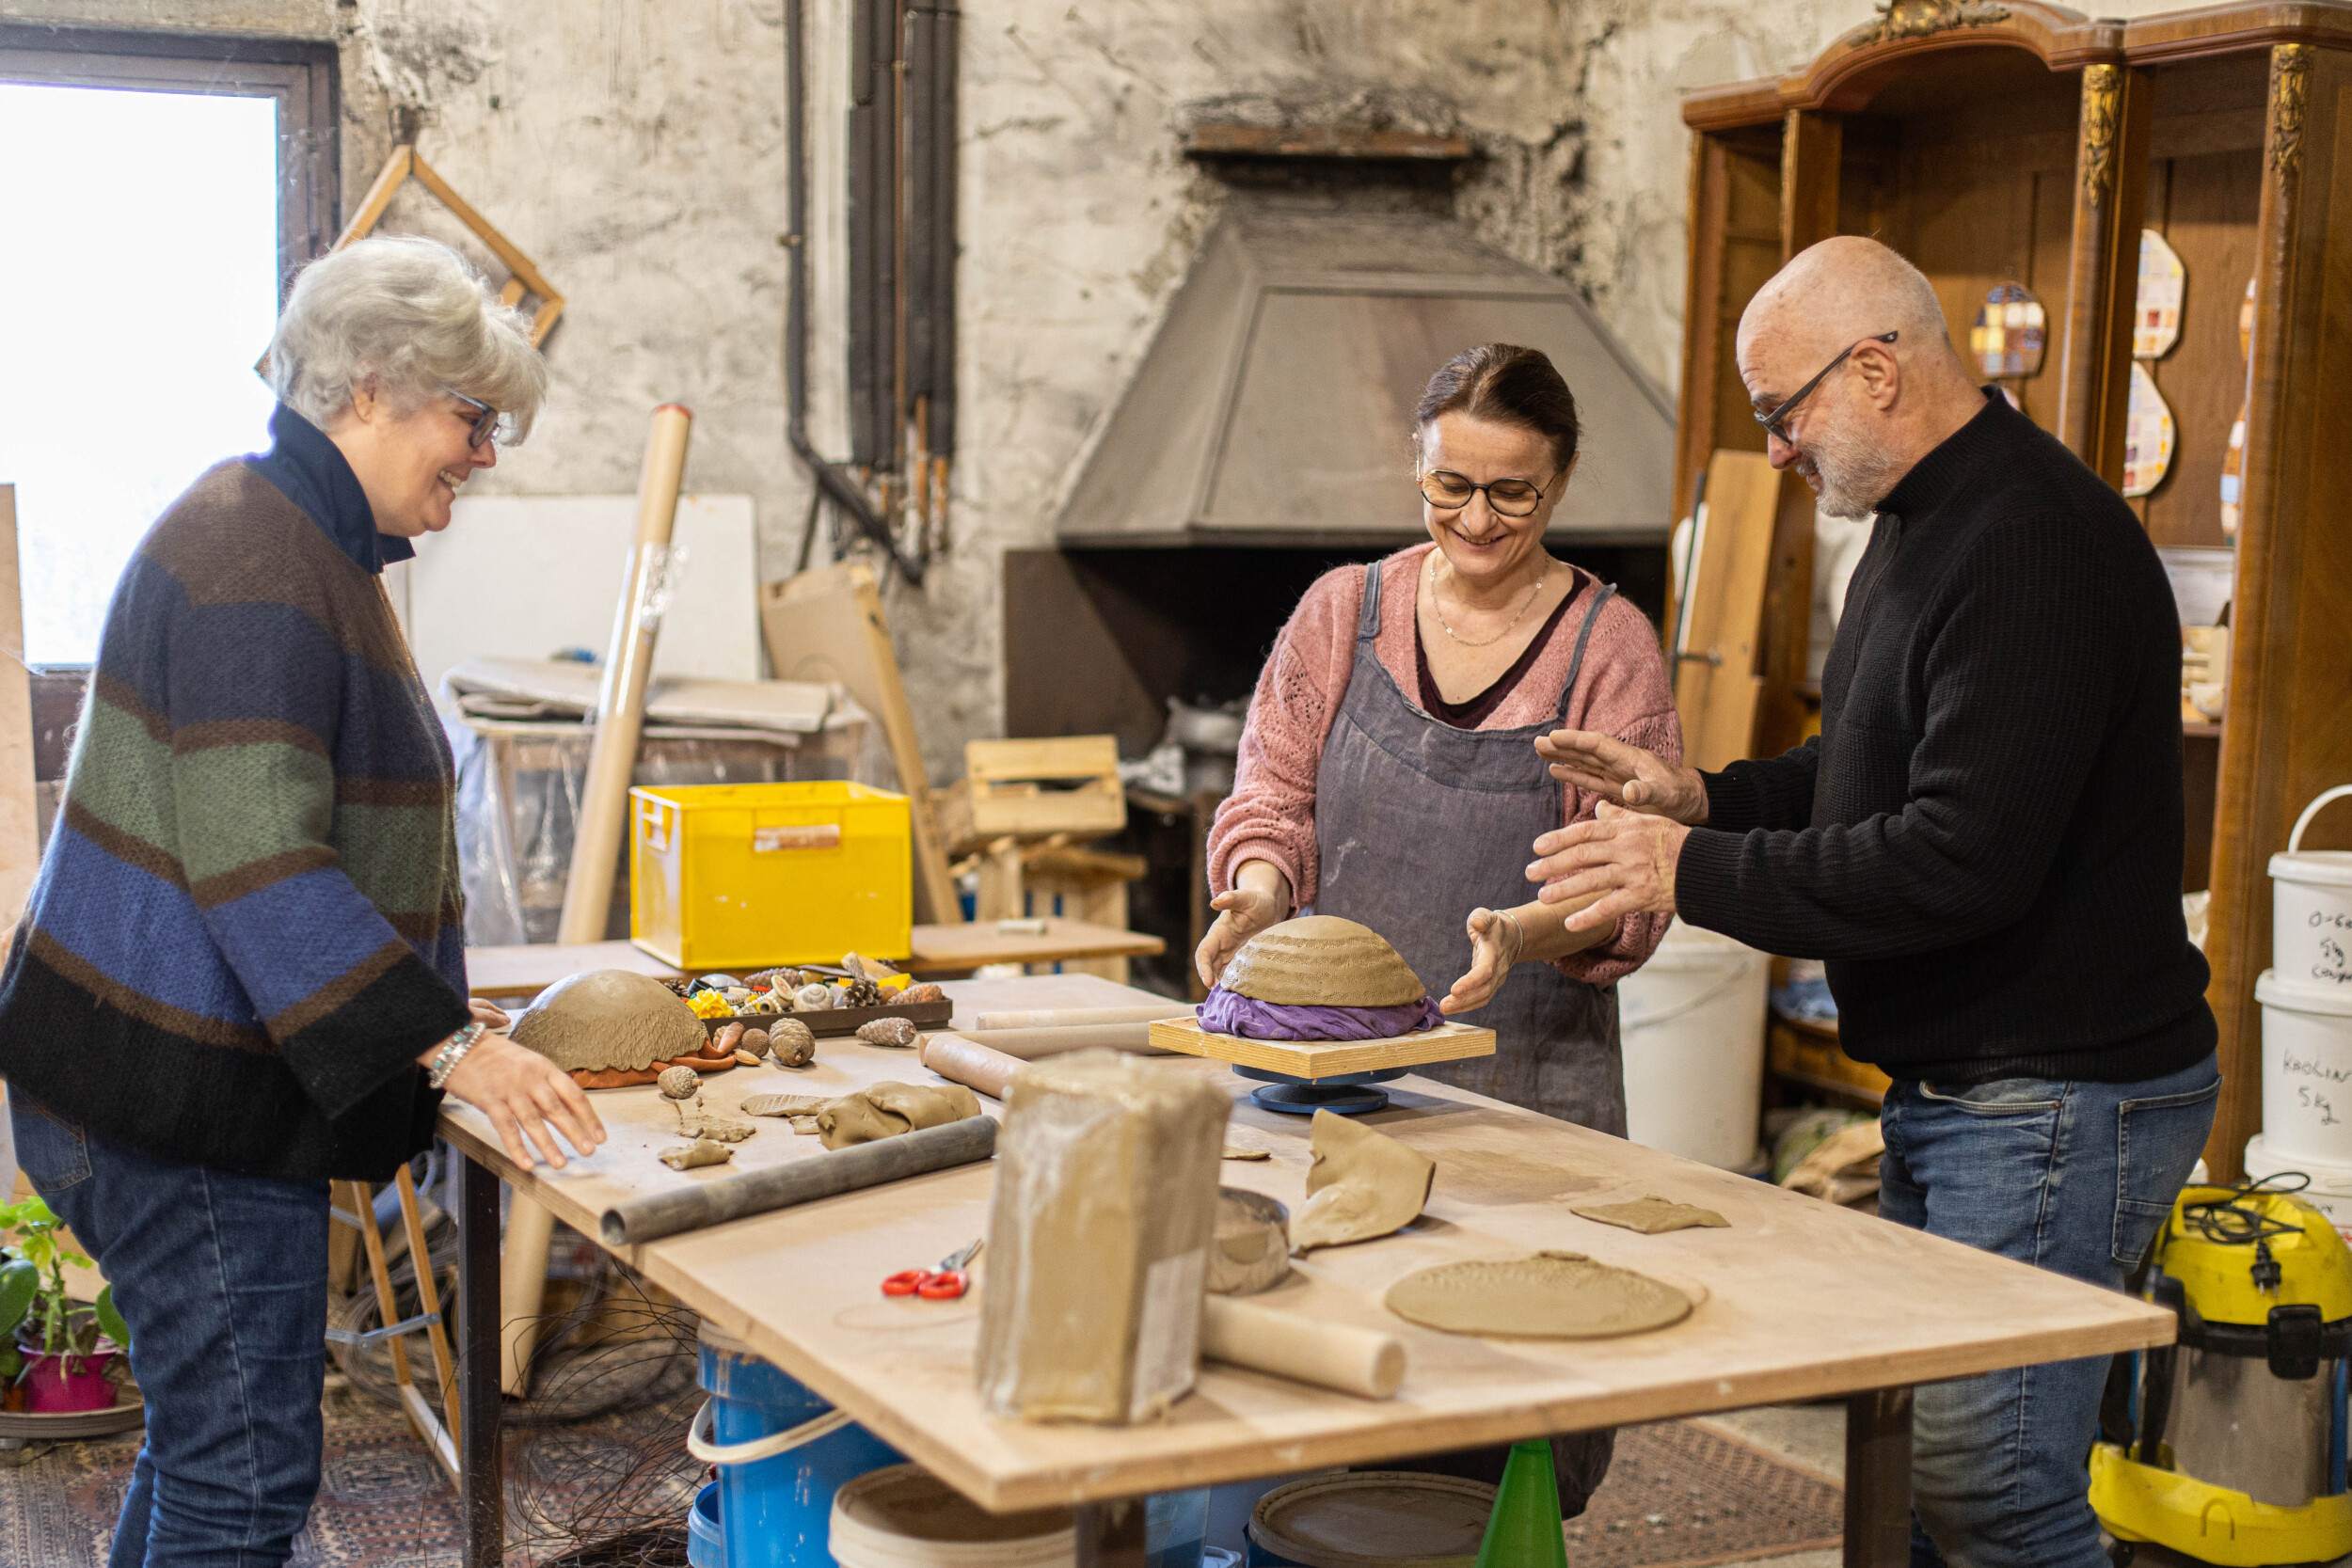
top-left (1418, 468), bottom-right (1557, 518)
top-left (446, 389), bottom-right (506, 450)
top-left (1755, 330), bottom-right (1899, 443)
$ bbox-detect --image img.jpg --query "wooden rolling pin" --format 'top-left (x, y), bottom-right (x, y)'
top-left (1201, 1294), bottom-right (1405, 1400)
top-left (918, 1033), bottom-right (1025, 1100)
top-left (948, 1023), bottom-right (1165, 1059)
top-left (970, 1005), bottom-right (1188, 1031)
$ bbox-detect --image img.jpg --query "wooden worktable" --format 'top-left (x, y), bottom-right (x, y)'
top-left (437, 974), bottom-right (2170, 1566)
top-left (464, 921), bottom-right (1165, 1000)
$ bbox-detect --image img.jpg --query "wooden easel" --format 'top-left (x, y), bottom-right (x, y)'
top-left (330, 1166), bottom-right (460, 1483)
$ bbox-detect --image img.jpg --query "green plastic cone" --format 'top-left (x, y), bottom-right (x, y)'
top-left (1475, 1438), bottom-right (1569, 1567)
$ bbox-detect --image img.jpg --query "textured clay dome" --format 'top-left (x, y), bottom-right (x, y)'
top-left (511, 969), bottom-right (705, 1071)
top-left (1221, 915), bottom-right (1424, 1006)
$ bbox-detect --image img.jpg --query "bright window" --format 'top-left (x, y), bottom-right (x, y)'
top-left (0, 82), bottom-right (281, 665)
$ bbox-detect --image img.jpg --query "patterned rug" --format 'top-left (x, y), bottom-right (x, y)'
top-left (1564, 1418), bottom-right (1845, 1567)
top-left (0, 1378), bottom-right (703, 1568)
top-left (0, 1397), bottom-right (1843, 1568)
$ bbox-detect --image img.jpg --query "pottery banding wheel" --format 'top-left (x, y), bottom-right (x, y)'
top-left (1385, 1251), bottom-right (1692, 1338)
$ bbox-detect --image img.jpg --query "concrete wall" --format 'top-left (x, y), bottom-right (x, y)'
top-left (5, 0), bottom-right (2194, 778)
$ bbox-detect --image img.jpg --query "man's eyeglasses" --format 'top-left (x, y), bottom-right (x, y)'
top-left (1418, 469), bottom-right (1556, 518)
top-left (1754, 330), bottom-right (1899, 444)
top-left (447, 390), bottom-right (509, 450)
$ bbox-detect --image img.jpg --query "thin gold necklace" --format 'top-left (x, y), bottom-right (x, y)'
top-left (1427, 552), bottom-right (1549, 649)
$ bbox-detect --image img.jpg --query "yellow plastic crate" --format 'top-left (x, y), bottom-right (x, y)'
top-left (629, 782), bottom-right (912, 971)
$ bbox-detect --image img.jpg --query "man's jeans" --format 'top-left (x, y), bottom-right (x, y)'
top-left (1880, 1053), bottom-right (2219, 1568)
top-left (10, 1094), bottom-right (330, 1568)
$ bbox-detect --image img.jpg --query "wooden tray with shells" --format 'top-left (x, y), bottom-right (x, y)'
top-left (704, 1000), bottom-right (954, 1039)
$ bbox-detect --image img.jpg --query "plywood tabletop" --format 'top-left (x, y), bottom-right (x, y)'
top-left (440, 974), bottom-right (2173, 1513)
top-left (902, 917), bottom-right (1166, 974)
top-left (464, 923), bottom-right (1167, 1002)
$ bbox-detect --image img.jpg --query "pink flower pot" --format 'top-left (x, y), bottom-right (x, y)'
top-left (23, 1350), bottom-right (118, 1414)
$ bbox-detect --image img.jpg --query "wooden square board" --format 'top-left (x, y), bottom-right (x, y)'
top-left (1149, 1012), bottom-right (1494, 1080)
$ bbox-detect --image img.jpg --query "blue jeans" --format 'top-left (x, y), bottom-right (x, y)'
top-left (10, 1095), bottom-right (330, 1568)
top-left (1880, 1053), bottom-right (2219, 1568)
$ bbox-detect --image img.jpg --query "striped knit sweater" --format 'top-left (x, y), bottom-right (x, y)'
top-left (0, 407), bottom-right (471, 1180)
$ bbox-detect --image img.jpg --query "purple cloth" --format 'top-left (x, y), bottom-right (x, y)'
top-left (1198, 986), bottom-right (1443, 1041)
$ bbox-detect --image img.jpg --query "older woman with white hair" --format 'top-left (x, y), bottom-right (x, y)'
top-left (0, 234), bottom-right (602, 1566)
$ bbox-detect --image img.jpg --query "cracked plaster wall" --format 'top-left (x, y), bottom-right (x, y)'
top-left (7, 0), bottom-right (2197, 779)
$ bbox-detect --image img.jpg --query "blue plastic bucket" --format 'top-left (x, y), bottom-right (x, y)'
top-left (690, 1481), bottom-right (724, 1568)
top-left (697, 1324), bottom-right (902, 1568)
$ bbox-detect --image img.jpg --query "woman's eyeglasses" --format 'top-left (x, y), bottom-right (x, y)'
top-left (446, 390), bottom-right (509, 450)
top-left (1418, 469), bottom-right (1556, 518)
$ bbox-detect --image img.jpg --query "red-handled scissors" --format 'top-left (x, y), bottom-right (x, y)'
top-left (882, 1239), bottom-right (981, 1300)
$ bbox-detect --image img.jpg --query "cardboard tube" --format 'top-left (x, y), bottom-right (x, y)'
top-left (970, 1006), bottom-right (1187, 1031)
top-left (1201, 1294), bottom-right (1405, 1400)
top-left (919, 1033), bottom-right (1026, 1099)
top-left (600, 1116), bottom-right (997, 1246)
top-left (952, 1023), bottom-right (1159, 1059)
top-left (559, 402), bottom-right (693, 942)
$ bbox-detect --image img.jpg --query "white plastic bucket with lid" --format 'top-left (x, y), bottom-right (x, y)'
top-left (2257, 969), bottom-right (2352, 1164)
top-left (830, 1465), bottom-right (1074, 1567)
top-left (1618, 920), bottom-right (1770, 1170)
top-left (2244, 1133), bottom-right (2352, 1239)
top-left (2271, 786), bottom-right (2352, 996)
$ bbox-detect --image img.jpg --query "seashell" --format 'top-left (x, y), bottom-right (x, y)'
top-left (795, 984), bottom-right (834, 1010)
top-left (714, 1022), bottom-right (745, 1053)
top-left (734, 1050), bottom-right (761, 1067)
top-left (1221, 915), bottom-right (1424, 1006)
top-left (658, 1065), bottom-right (702, 1099)
top-left (855, 1017), bottom-right (919, 1049)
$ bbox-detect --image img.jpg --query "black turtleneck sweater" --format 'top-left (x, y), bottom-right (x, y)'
top-left (1675, 390), bottom-right (2215, 1085)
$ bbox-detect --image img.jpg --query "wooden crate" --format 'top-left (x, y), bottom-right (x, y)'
top-left (935, 736), bottom-right (1126, 852)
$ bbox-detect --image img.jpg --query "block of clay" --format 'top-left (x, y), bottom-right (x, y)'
top-left (977, 1049), bottom-right (1229, 1423)
top-left (1572, 1195), bottom-right (1729, 1234)
top-left (1220, 916), bottom-right (1424, 1006)
top-left (512, 970), bottom-right (705, 1072)
top-left (1385, 1251), bottom-right (1691, 1338)
top-left (660, 1139), bottom-right (734, 1170)
top-left (1289, 1110), bottom-right (1435, 1251)
top-left (817, 1082), bottom-right (982, 1150)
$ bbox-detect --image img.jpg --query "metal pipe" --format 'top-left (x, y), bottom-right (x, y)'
top-left (787, 0), bottom-right (925, 584)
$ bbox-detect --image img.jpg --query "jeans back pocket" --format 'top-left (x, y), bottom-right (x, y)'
top-left (8, 1095), bottom-right (91, 1193)
top-left (2114, 1072), bottom-right (2222, 1268)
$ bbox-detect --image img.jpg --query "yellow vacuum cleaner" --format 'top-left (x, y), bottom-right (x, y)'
top-left (2092, 1175), bottom-right (2352, 1566)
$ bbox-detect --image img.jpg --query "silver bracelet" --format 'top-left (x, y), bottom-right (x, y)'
top-left (426, 1022), bottom-right (486, 1090)
top-left (1495, 908), bottom-right (1525, 958)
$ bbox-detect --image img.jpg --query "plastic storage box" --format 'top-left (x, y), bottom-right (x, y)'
top-left (630, 781), bottom-right (912, 970)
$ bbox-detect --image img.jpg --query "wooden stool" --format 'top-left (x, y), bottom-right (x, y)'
top-left (329, 1166), bottom-right (459, 1483)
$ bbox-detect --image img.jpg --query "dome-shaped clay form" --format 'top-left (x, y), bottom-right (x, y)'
top-left (1221, 916), bottom-right (1423, 1006)
top-left (512, 970), bottom-right (706, 1072)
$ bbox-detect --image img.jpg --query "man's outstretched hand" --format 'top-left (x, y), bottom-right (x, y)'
top-left (1527, 800), bottom-right (1688, 932)
top-left (1534, 730), bottom-right (1709, 824)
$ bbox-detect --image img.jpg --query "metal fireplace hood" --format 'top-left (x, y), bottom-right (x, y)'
top-left (1055, 204), bottom-right (1677, 548)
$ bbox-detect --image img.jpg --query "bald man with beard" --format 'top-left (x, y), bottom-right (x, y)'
top-left (1525, 238), bottom-right (2217, 1567)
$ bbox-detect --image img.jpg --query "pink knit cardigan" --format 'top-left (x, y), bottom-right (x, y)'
top-left (1207, 542), bottom-right (1682, 986)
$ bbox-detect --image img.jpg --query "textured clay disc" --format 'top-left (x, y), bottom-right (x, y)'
top-left (1385, 1251), bottom-right (1692, 1338)
top-left (1222, 915), bottom-right (1425, 1006)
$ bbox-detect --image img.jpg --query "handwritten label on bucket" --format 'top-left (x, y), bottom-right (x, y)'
top-left (754, 824), bottom-right (842, 852)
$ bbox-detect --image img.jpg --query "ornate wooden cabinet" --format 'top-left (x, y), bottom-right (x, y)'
top-left (1678, 1), bottom-right (2352, 1179)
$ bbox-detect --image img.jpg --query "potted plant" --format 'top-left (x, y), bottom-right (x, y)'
top-left (0, 1196), bottom-right (129, 1414)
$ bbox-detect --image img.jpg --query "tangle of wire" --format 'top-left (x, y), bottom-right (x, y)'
top-left (2179, 1169), bottom-right (2312, 1247)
